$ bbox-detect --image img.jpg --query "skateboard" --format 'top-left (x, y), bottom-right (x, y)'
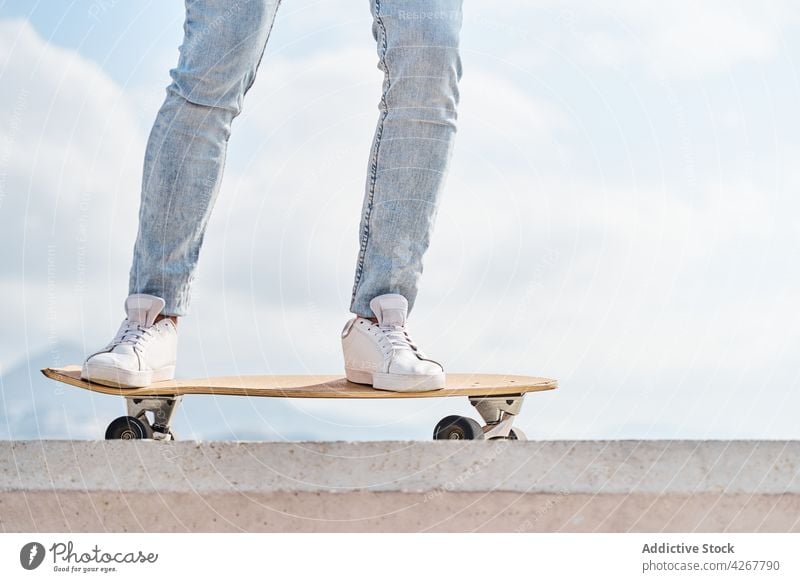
top-left (41, 366), bottom-right (557, 441)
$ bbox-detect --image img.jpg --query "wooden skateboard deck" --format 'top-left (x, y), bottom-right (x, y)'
top-left (41, 366), bottom-right (557, 441)
top-left (41, 365), bottom-right (557, 398)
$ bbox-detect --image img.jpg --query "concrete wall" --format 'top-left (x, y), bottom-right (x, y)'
top-left (1, 440), bottom-right (798, 532)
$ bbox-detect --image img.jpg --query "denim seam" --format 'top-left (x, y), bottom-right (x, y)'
top-left (351, 0), bottom-right (390, 310)
top-left (243, 0), bottom-right (282, 104)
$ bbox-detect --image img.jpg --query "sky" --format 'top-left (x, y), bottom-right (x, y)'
top-left (1, 0), bottom-right (800, 441)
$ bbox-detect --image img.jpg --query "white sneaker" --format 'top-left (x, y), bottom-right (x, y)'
top-left (341, 293), bottom-right (445, 392)
top-left (81, 294), bottom-right (178, 388)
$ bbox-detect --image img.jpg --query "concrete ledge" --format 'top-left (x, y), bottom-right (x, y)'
top-left (2, 441), bottom-right (798, 532)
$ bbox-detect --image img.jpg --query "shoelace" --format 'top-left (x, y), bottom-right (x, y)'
top-left (108, 319), bottom-right (154, 351)
top-left (378, 324), bottom-right (418, 352)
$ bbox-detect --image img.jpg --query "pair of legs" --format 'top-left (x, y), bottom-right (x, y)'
top-left (129, 0), bottom-right (464, 319)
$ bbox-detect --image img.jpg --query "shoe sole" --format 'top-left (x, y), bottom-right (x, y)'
top-left (81, 363), bottom-right (175, 389)
top-left (345, 368), bottom-right (445, 392)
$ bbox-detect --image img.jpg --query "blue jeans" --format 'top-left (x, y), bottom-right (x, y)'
top-left (129, 0), bottom-right (463, 318)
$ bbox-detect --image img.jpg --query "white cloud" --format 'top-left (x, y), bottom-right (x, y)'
top-left (583, 1), bottom-right (781, 78)
top-left (0, 19), bottom-right (146, 369)
top-left (474, 0), bottom-right (799, 80)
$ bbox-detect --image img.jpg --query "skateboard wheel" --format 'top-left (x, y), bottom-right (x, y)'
top-left (105, 416), bottom-right (154, 440)
top-left (488, 427), bottom-right (526, 440)
top-left (433, 415), bottom-right (485, 440)
top-left (508, 428), bottom-right (526, 441)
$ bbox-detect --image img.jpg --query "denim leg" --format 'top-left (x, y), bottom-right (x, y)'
top-left (349, 0), bottom-right (463, 319)
top-left (129, 0), bottom-right (281, 316)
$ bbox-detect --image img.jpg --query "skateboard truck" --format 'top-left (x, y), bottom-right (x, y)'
top-left (432, 394), bottom-right (526, 440)
top-left (103, 396), bottom-right (181, 441)
top-left (471, 394), bottom-right (525, 440)
top-left (127, 396), bottom-right (181, 440)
